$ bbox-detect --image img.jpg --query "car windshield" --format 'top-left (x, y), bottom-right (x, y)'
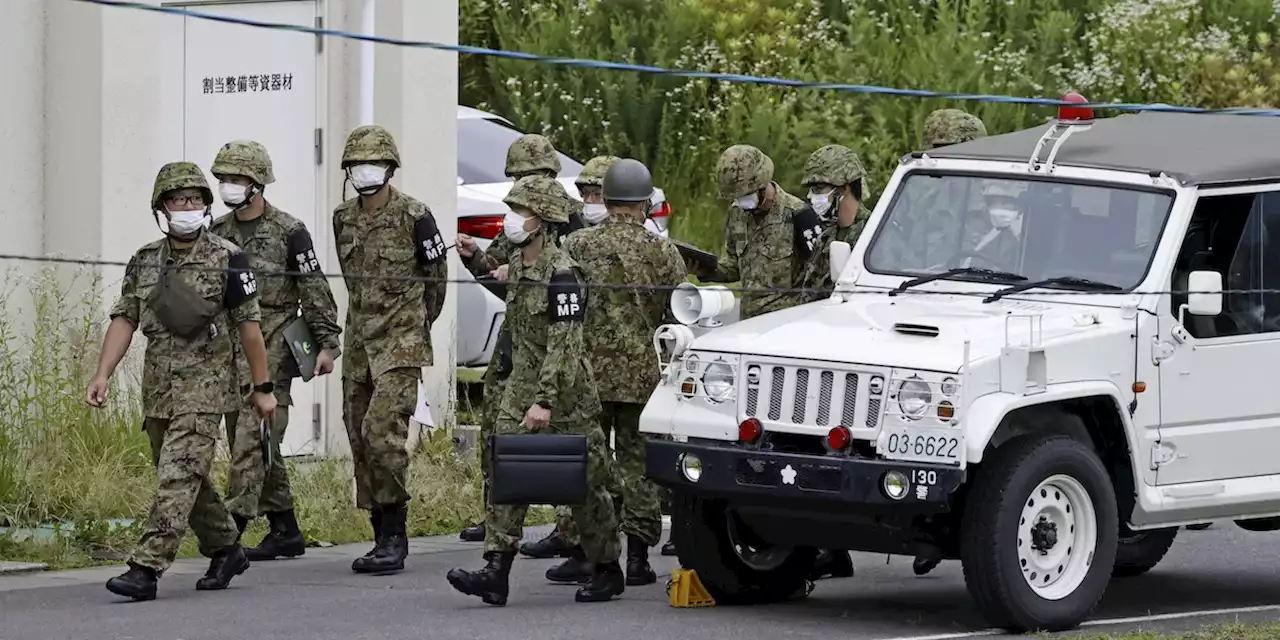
top-left (457, 117), bottom-right (583, 185)
top-left (865, 172), bottom-right (1175, 291)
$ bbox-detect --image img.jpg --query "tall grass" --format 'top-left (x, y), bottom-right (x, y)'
top-left (460, 0), bottom-right (1280, 251)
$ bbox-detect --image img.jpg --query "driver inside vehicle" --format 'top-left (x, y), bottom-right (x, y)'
top-left (946, 179), bottom-right (1027, 272)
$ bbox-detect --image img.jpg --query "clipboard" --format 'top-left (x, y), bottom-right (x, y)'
top-left (259, 418), bottom-right (274, 472)
top-left (283, 316), bottom-right (319, 382)
top-left (671, 239), bottom-right (719, 273)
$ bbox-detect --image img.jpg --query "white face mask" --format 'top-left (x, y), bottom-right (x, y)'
top-left (734, 193), bottom-right (760, 211)
top-left (989, 207), bottom-right (1021, 229)
top-left (167, 209), bottom-right (208, 236)
top-left (809, 190), bottom-right (833, 219)
top-left (582, 203), bottom-right (609, 225)
top-left (219, 182), bottom-right (251, 207)
top-left (349, 164), bottom-right (388, 194)
top-left (503, 211), bottom-right (533, 245)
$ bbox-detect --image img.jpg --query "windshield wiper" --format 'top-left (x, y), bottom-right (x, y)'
top-left (982, 276), bottom-right (1122, 303)
top-left (888, 267), bottom-right (1027, 296)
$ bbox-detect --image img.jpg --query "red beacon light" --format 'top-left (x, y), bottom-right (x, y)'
top-left (738, 418), bottom-right (763, 444)
top-left (1057, 92), bottom-right (1094, 123)
top-left (826, 425), bottom-right (852, 452)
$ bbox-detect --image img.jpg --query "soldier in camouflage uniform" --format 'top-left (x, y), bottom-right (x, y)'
top-left (794, 144), bottom-right (872, 302)
top-left (576, 155), bottom-right (622, 226)
top-left (539, 159), bottom-right (686, 587)
top-left (447, 175), bottom-right (626, 606)
top-left (691, 144), bottom-right (809, 318)
top-left (209, 140), bottom-right (343, 561)
top-left (333, 125), bottom-right (448, 575)
top-left (87, 162), bottom-right (276, 601)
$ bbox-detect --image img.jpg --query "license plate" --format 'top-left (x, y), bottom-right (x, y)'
top-left (879, 426), bottom-right (962, 465)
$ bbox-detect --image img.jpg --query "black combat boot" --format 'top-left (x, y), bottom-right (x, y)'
top-left (246, 510), bottom-right (307, 561)
top-left (105, 564), bottom-right (158, 601)
top-left (353, 504), bottom-right (408, 575)
top-left (808, 549), bottom-right (854, 580)
top-left (459, 522), bottom-right (486, 542)
top-left (912, 545), bottom-right (942, 576)
top-left (575, 561), bottom-right (626, 602)
top-left (625, 536), bottom-right (657, 586)
top-left (519, 525), bottom-right (573, 559)
top-left (661, 539), bottom-right (677, 556)
top-left (195, 544), bottom-right (250, 590)
top-left (447, 550), bottom-right (515, 606)
top-left (545, 545), bottom-right (592, 584)
top-left (351, 508), bottom-right (384, 572)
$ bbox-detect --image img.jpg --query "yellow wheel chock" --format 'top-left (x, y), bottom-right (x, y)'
top-left (666, 568), bottom-right (716, 607)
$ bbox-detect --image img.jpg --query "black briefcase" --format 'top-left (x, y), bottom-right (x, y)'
top-left (488, 433), bottom-right (588, 506)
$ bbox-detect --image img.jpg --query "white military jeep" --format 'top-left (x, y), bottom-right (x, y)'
top-left (640, 97), bottom-right (1280, 632)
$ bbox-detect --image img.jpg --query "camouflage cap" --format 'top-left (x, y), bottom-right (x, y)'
top-left (575, 155), bottom-right (622, 187)
top-left (211, 140), bottom-right (275, 185)
top-left (923, 109), bottom-right (987, 148)
top-left (715, 144), bottom-right (774, 199)
top-left (151, 161), bottom-right (212, 210)
top-left (802, 144), bottom-right (866, 187)
top-left (504, 175), bottom-right (570, 223)
top-left (505, 134), bottom-right (562, 178)
top-left (342, 125), bottom-right (401, 169)
top-left (982, 179), bottom-right (1026, 199)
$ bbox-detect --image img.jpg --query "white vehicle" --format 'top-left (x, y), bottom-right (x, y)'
top-left (640, 96), bottom-right (1280, 632)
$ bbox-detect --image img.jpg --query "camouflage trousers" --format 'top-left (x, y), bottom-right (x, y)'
top-left (558, 402), bottom-right (663, 546)
top-left (342, 367), bottom-right (420, 509)
top-left (224, 378), bottom-right (295, 517)
top-left (128, 414), bottom-right (240, 573)
top-left (484, 417), bottom-right (621, 564)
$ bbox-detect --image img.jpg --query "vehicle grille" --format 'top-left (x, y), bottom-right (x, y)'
top-left (744, 363), bottom-right (879, 431)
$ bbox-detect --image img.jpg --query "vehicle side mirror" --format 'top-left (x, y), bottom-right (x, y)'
top-left (1186, 270), bottom-right (1223, 316)
top-left (829, 241), bottom-right (852, 284)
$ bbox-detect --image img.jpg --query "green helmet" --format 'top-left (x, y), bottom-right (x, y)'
top-left (715, 144), bottom-right (774, 199)
top-left (504, 175), bottom-right (570, 223)
top-left (151, 161), bottom-right (212, 210)
top-left (602, 158), bottom-right (654, 203)
top-left (575, 155), bottom-right (622, 188)
top-left (505, 134), bottom-right (561, 178)
top-left (342, 125), bottom-right (401, 169)
top-left (211, 140), bottom-right (275, 185)
top-left (923, 109), bottom-right (987, 148)
top-left (802, 144), bottom-right (865, 188)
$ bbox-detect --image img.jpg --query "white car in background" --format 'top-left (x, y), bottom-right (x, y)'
top-left (455, 105), bottom-right (674, 367)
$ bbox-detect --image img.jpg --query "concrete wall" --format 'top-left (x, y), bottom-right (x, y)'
top-left (4, 0), bottom-right (458, 458)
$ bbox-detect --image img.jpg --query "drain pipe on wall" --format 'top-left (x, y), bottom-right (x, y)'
top-left (359, 0), bottom-right (375, 125)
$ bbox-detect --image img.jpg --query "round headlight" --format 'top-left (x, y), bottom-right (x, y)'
top-left (703, 362), bottom-right (735, 402)
top-left (940, 376), bottom-right (959, 396)
top-left (680, 453), bottom-right (702, 482)
top-left (897, 378), bottom-right (932, 418)
top-left (883, 470), bottom-right (909, 500)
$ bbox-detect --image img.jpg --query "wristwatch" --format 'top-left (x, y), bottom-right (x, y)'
top-left (253, 381), bottom-right (275, 395)
top-left (535, 400), bottom-right (552, 410)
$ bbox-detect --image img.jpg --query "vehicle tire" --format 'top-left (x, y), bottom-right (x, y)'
top-left (960, 434), bottom-right (1118, 632)
top-left (670, 490), bottom-right (819, 605)
top-left (1113, 527), bottom-right (1177, 577)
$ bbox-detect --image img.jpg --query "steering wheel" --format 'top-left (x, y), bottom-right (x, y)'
top-left (944, 249), bottom-right (1004, 271)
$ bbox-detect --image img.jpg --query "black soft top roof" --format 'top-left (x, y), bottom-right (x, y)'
top-left (920, 111), bottom-right (1280, 187)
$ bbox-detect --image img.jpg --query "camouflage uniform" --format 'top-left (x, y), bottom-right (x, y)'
top-left (795, 144), bottom-right (871, 302)
top-left (332, 125), bottom-right (448, 574)
top-left (209, 140), bottom-right (342, 561)
top-left (447, 175), bottom-right (625, 606)
top-left (103, 162), bottom-right (263, 599)
top-left (695, 145), bottom-right (809, 319)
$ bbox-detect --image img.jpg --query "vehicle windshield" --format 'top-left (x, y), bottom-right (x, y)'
top-left (457, 117), bottom-right (583, 185)
top-left (865, 172), bottom-right (1175, 291)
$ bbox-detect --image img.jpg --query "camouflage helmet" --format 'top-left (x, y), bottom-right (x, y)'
top-left (802, 144), bottom-right (866, 188)
top-left (575, 155), bottom-right (622, 187)
top-left (211, 140), bottom-right (275, 186)
top-left (715, 144), bottom-right (774, 199)
top-left (342, 125), bottom-right (401, 169)
top-left (923, 109), bottom-right (987, 148)
top-left (151, 161), bottom-right (212, 210)
top-left (982, 179), bottom-right (1026, 199)
top-left (503, 175), bottom-right (570, 223)
top-left (505, 134), bottom-right (562, 178)
top-left (602, 158), bottom-right (654, 203)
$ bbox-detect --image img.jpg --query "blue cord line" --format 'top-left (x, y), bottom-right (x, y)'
top-left (72, 0), bottom-right (1280, 117)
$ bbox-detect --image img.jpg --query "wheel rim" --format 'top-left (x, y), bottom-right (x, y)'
top-left (726, 512), bottom-right (791, 571)
top-left (1017, 473), bottom-right (1098, 601)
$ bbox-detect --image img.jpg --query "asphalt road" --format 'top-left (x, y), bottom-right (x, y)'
top-left (3, 522), bottom-right (1279, 640)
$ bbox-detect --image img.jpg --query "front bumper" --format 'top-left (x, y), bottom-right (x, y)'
top-left (646, 439), bottom-right (966, 511)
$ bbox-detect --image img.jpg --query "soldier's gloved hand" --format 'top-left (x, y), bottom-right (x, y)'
top-left (315, 349), bottom-right (336, 376)
top-left (490, 264), bottom-right (509, 282)
top-left (457, 233), bottom-right (478, 259)
top-left (85, 376), bottom-right (109, 408)
top-left (524, 404), bottom-right (551, 431)
top-left (254, 390), bottom-right (278, 422)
